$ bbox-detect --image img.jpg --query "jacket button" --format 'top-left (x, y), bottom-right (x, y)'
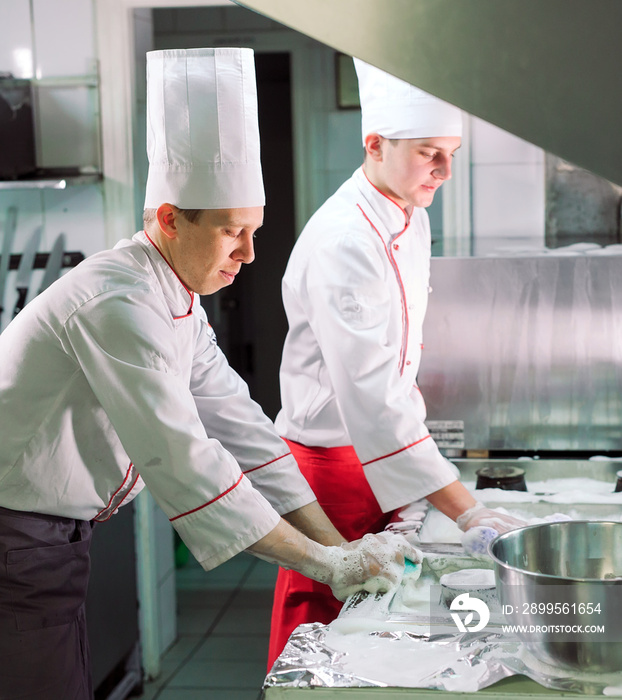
top-left (406, 360), bottom-right (412, 366)
top-left (393, 243), bottom-right (399, 250)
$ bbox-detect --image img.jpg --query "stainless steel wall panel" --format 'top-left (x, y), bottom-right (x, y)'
top-left (418, 256), bottom-right (622, 451)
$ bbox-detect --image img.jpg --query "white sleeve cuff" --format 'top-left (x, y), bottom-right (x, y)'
top-left (363, 438), bottom-right (459, 512)
top-left (171, 475), bottom-right (281, 571)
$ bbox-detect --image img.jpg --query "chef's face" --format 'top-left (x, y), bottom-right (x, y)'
top-left (168, 206), bottom-right (263, 295)
top-left (367, 135), bottom-right (462, 210)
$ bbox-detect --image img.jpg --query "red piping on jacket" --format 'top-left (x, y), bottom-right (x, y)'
top-left (95, 463), bottom-right (141, 522)
top-left (170, 473), bottom-right (244, 522)
top-left (361, 435), bottom-right (431, 466)
top-left (144, 231), bottom-right (194, 317)
top-left (361, 167), bottom-right (410, 231)
top-left (243, 452), bottom-right (291, 475)
top-left (356, 203), bottom-right (410, 374)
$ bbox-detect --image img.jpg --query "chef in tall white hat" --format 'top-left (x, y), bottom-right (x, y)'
top-left (0, 48), bottom-right (418, 697)
top-left (268, 58), bottom-right (525, 666)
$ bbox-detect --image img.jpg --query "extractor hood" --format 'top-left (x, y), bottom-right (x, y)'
top-left (234, 0), bottom-right (622, 187)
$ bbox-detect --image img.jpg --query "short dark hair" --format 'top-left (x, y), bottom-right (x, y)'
top-left (177, 208), bottom-right (203, 224)
top-left (142, 207), bottom-right (204, 228)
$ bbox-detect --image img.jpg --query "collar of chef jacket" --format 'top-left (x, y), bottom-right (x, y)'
top-left (115, 231), bottom-right (196, 320)
top-left (352, 166), bottom-right (412, 245)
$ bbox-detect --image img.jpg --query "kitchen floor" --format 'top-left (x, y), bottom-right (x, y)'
top-left (136, 551), bottom-right (277, 700)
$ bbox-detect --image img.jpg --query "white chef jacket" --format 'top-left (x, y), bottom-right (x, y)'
top-left (275, 167), bottom-right (458, 513)
top-left (0, 231), bottom-right (315, 571)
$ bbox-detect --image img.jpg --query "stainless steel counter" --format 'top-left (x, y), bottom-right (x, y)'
top-left (264, 459), bottom-right (622, 698)
top-left (264, 676), bottom-right (603, 699)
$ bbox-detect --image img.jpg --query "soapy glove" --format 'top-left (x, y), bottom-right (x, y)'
top-left (456, 501), bottom-right (527, 534)
top-left (461, 525), bottom-right (499, 559)
top-left (300, 532), bottom-right (422, 602)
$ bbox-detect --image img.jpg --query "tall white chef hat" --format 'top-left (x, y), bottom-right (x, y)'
top-left (353, 58), bottom-right (462, 146)
top-left (144, 47), bottom-right (264, 210)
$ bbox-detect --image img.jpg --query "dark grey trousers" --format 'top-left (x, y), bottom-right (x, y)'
top-left (0, 506), bottom-right (94, 700)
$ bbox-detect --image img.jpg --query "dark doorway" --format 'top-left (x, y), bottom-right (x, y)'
top-left (202, 52), bottom-right (296, 420)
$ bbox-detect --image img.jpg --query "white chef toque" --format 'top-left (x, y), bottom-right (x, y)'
top-left (144, 47), bottom-right (264, 210)
top-left (353, 58), bottom-right (463, 145)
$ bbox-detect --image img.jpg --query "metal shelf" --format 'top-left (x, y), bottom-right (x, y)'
top-left (3, 251), bottom-right (85, 271)
top-left (0, 172), bottom-right (102, 190)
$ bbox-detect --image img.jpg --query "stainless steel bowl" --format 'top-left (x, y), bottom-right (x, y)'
top-left (489, 520), bottom-right (622, 672)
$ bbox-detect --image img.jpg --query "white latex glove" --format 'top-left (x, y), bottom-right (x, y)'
top-left (456, 501), bottom-right (527, 534)
top-left (460, 513), bottom-right (572, 559)
top-left (299, 532), bottom-right (422, 602)
top-left (461, 526), bottom-right (499, 559)
top-left (383, 500), bottom-right (427, 546)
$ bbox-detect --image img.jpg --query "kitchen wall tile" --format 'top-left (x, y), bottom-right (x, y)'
top-left (0, 190), bottom-right (44, 247)
top-left (326, 111), bottom-right (362, 172)
top-left (0, 0), bottom-right (33, 78)
top-left (0, 184), bottom-right (106, 329)
top-left (42, 184), bottom-right (105, 257)
top-left (471, 116), bottom-right (544, 166)
top-left (35, 85), bottom-right (100, 169)
top-left (0, 183), bottom-right (106, 330)
top-left (326, 169), bottom-right (353, 201)
top-left (32, 0), bottom-right (95, 78)
top-left (472, 163), bottom-right (545, 239)
top-left (0, 191), bottom-right (44, 332)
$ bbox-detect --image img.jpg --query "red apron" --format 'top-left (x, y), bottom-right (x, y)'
top-left (268, 439), bottom-right (393, 670)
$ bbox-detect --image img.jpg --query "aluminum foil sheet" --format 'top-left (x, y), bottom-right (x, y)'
top-left (265, 622), bottom-right (622, 694)
top-left (266, 590), bottom-right (622, 696)
top-left (265, 622), bottom-right (516, 692)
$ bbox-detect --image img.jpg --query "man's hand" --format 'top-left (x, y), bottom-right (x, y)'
top-left (320, 532), bottom-right (422, 601)
top-left (248, 521), bottom-right (421, 602)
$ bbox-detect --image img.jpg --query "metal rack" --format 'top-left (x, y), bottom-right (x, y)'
top-left (0, 171), bottom-right (101, 191)
top-left (4, 251), bottom-right (85, 270)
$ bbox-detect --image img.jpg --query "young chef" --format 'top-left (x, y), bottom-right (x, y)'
top-left (0, 48), bottom-right (418, 699)
top-left (268, 59), bottom-right (525, 666)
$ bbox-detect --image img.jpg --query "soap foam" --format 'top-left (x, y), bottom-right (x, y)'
top-left (324, 532), bottom-right (415, 602)
top-left (440, 568), bottom-right (496, 588)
